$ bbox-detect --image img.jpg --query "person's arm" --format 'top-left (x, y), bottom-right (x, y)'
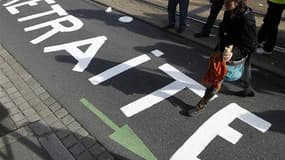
top-left (240, 12), bottom-right (257, 55)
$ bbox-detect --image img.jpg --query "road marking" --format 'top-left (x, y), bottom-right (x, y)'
top-left (18, 4), bottom-right (67, 22)
top-left (89, 54), bottom-right (151, 85)
top-left (24, 15), bottom-right (83, 44)
top-left (80, 98), bottom-right (157, 160)
top-left (151, 49), bottom-right (164, 57)
top-left (170, 103), bottom-right (271, 160)
top-left (121, 63), bottom-right (217, 117)
top-left (44, 36), bottom-right (107, 72)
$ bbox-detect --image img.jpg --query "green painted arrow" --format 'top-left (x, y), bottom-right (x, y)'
top-left (80, 98), bottom-right (157, 160)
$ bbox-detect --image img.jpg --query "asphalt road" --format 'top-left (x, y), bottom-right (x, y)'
top-left (1, 0), bottom-right (285, 160)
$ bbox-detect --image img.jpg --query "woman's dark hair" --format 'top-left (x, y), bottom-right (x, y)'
top-left (225, 0), bottom-right (248, 15)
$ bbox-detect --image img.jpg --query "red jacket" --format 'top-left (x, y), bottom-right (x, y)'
top-left (202, 52), bottom-right (227, 90)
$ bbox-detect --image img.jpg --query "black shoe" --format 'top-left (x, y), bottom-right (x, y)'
top-left (194, 32), bottom-right (210, 38)
top-left (163, 24), bottom-right (175, 30)
top-left (176, 27), bottom-right (186, 33)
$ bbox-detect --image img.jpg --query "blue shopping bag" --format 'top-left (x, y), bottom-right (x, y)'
top-left (225, 57), bottom-right (246, 81)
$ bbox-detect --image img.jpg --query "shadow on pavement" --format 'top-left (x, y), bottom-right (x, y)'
top-left (257, 110), bottom-right (285, 135)
top-left (0, 103), bottom-right (130, 160)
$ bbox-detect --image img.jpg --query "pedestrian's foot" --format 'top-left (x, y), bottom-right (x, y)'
top-left (176, 27), bottom-right (186, 33)
top-left (162, 24), bottom-right (175, 30)
top-left (195, 103), bottom-right (205, 112)
top-left (194, 32), bottom-right (210, 38)
top-left (256, 47), bottom-right (272, 55)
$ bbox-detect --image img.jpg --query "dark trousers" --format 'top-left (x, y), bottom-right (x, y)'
top-left (258, 1), bottom-right (285, 52)
top-left (201, 0), bottom-right (224, 34)
top-left (167, 0), bottom-right (189, 28)
top-left (240, 53), bottom-right (253, 91)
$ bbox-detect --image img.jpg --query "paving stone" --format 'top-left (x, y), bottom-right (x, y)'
top-left (38, 108), bottom-right (53, 118)
top-left (61, 114), bottom-right (75, 126)
top-left (62, 134), bottom-right (78, 149)
top-left (22, 108), bottom-right (36, 117)
top-left (56, 129), bottom-right (71, 139)
top-left (43, 113), bottom-right (58, 125)
top-left (20, 90), bottom-right (35, 100)
top-left (33, 86), bottom-right (45, 96)
top-left (49, 121), bottom-right (66, 131)
top-left (89, 143), bottom-right (105, 157)
top-left (39, 92), bottom-right (50, 101)
top-left (17, 84), bottom-right (30, 92)
top-left (9, 91), bottom-right (21, 99)
top-left (97, 151), bottom-right (115, 160)
top-left (55, 108), bottom-right (68, 119)
top-left (2, 82), bottom-right (13, 90)
top-left (26, 79), bottom-right (40, 90)
top-left (0, 91), bottom-right (6, 98)
top-left (8, 107), bottom-right (20, 115)
top-left (0, 96), bottom-right (11, 104)
top-left (15, 118), bottom-right (28, 128)
top-left (33, 102), bottom-right (47, 112)
top-left (17, 102), bottom-right (30, 111)
top-left (49, 102), bottom-right (61, 112)
top-left (80, 135), bottom-right (96, 148)
top-left (74, 128), bottom-right (89, 140)
top-left (29, 121), bottom-right (52, 136)
top-left (69, 142), bottom-right (86, 156)
top-left (11, 112), bottom-right (25, 122)
top-left (3, 102), bottom-right (16, 109)
top-left (76, 151), bottom-right (94, 160)
top-left (44, 97), bottom-right (55, 106)
top-left (13, 96), bottom-right (26, 105)
top-left (67, 121), bottom-right (81, 132)
top-left (6, 87), bottom-right (17, 94)
top-left (28, 97), bottom-right (41, 106)
top-left (27, 114), bottom-right (40, 123)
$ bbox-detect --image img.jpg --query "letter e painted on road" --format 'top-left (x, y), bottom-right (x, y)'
top-left (24, 15), bottom-right (83, 44)
top-left (5, 0), bottom-right (55, 15)
top-left (44, 36), bottom-right (107, 72)
top-left (170, 103), bottom-right (271, 160)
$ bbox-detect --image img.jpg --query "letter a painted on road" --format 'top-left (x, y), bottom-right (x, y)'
top-left (44, 36), bottom-right (107, 72)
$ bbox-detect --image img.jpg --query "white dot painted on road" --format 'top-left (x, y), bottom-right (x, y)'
top-left (105, 7), bottom-right (112, 13)
top-left (151, 49), bottom-right (164, 57)
top-left (118, 16), bottom-right (133, 23)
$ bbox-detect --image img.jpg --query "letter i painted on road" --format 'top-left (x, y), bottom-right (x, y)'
top-left (80, 98), bottom-right (157, 160)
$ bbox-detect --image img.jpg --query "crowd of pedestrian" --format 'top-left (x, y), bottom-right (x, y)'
top-left (163, 0), bottom-right (285, 112)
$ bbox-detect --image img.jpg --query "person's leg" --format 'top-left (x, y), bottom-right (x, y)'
top-left (240, 54), bottom-right (255, 97)
top-left (177, 0), bottom-right (189, 33)
top-left (196, 86), bottom-right (219, 111)
top-left (257, 2), bottom-right (272, 44)
top-left (262, 2), bottom-right (284, 52)
top-left (195, 0), bottom-right (224, 37)
top-left (166, 0), bottom-right (178, 28)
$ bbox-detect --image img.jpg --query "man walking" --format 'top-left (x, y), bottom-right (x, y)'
top-left (164, 0), bottom-right (190, 33)
top-left (257, 0), bottom-right (285, 55)
top-left (194, 0), bottom-right (225, 38)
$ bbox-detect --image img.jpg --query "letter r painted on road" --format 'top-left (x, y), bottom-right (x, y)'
top-left (44, 36), bottom-right (107, 72)
top-left (170, 103), bottom-right (271, 160)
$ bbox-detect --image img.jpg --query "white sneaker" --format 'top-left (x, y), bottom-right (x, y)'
top-left (256, 47), bottom-right (272, 55)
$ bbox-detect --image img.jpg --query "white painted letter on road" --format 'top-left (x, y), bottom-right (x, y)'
top-left (170, 103), bottom-right (271, 160)
top-left (24, 15), bottom-right (83, 44)
top-left (44, 36), bottom-right (107, 72)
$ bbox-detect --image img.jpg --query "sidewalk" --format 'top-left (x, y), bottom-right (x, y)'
top-left (0, 45), bottom-right (114, 160)
top-left (91, 0), bottom-right (285, 78)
